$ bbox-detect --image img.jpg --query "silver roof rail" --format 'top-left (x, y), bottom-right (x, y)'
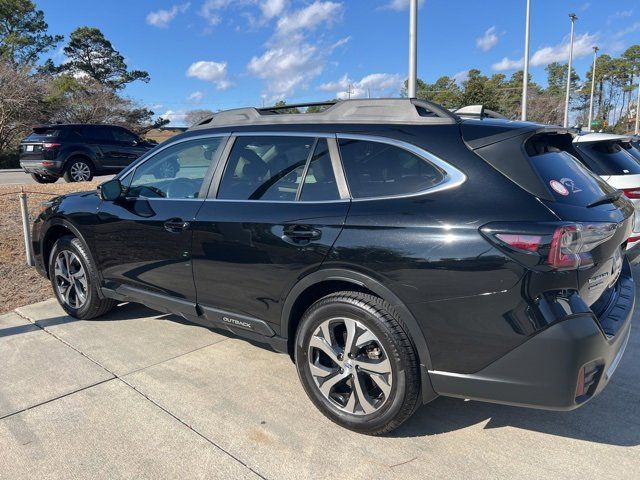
top-left (454, 105), bottom-right (507, 119)
top-left (190, 98), bottom-right (459, 130)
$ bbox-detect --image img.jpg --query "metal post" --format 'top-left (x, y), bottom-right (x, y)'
top-left (563, 13), bottom-right (577, 128)
top-left (521, 0), bottom-right (531, 121)
top-left (19, 189), bottom-right (34, 267)
top-left (408, 0), bottom-right (418, 98)
top-left (636, 80), bottom-right (640, 135)
top-left (587, 46), bottom-right (598, 132)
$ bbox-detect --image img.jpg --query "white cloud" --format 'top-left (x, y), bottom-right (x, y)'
top-left (319, 73), bottom-right (403, 99)
top-left (476, 26), bottom-right (499, 52)
top-left (188, 91), bottom-right (204, 103)
top-left (186, 61), bottom-right (233, 90)
top-left (260, 0), bottom-right (287, 19)
top-left (383, 0), bottom-right (424, 11)
top-left (199, 0), bottom-right (233, 25)
top-left (160, 110), bottom-right (188, 125)
top-left (248, 41), bottom-right (323, 98)
top-left (492, 32), bottom-right (598, 71)
top-left (146, 3), bottom-right (190, 28)
top-left (614, 21), bottom-right (640, 39)
top-left (452, 69), bottom-right (470, 84)
top-left (276, 1), bottom-right (343, 35)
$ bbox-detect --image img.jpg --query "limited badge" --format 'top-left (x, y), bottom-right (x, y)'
top-left (550, 180), bottom-right (569, 196)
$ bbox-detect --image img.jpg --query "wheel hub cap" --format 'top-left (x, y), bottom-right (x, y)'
top-left (53, 250), bottom-right (88, 309)
top-left (307, 317), bottom-right (393, 416)
top-left (70, 162), bottom-right (90, 181)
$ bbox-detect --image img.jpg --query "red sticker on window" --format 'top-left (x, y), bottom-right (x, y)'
top-left (550, 180), bottom-right (569, 196)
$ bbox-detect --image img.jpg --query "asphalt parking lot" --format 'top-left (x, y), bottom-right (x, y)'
top-left (1, 287), bottom-right (639, 479)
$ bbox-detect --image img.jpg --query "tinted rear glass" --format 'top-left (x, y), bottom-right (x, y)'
top-left (621, 143), bottom-right (640, 163)
top-left (529, 151), bottom-right (615, 206)
top-left (578, 142), bottom-right (640, 175)
top-left (26, 128), bottom-right (65, 141)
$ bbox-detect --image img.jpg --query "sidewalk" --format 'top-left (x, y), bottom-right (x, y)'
top-left (1, 297), bottom-right (639, 479)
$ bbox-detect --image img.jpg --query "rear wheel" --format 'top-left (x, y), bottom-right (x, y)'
top-left (30, 173), bottom-right (57, 184)
top-left (295, 291), bottom-right (421, 435)
top-left (63, 158), bottom-right (94, 183)
top-left (49, 236), bottom-right (116, 319)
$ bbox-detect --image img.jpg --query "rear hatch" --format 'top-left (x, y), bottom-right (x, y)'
top-left (462, 120), bottom-right (634, 310)
top-left (19, 126), bottom-right (66, 160)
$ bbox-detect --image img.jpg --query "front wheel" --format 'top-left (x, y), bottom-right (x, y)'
top-left (30, 173), bottom-right (57, 184)
top-left (295, 291), bottom-right (422, 435)
top-left (49, 236), bottom-right (116, 319)
top-left (63, 158), bottom-right (94, 182)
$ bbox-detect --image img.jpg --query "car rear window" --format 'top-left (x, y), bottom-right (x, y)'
top-left (25, 128), bottom-right (65, 141)
top-left (529, 150), bottom-right (615, 206)
top-left (621, 142), bottom-right (640, 163)
top-left (577, 141), bottom-right (640, 175)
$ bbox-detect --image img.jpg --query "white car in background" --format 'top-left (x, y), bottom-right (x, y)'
top-left (573, 133), bottom-right (640, 252)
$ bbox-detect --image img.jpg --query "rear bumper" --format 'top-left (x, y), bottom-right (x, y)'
top-left (20, 159), bottom-right (63, 177)
top-left (429, 268), bottom-right (634, 410)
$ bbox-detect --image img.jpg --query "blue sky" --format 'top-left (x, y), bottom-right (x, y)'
top-left (38, 0), bottom-right (640, 124)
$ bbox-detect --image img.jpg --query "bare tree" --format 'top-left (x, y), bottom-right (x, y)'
top-left (0, 60), bottom-right (47, 152)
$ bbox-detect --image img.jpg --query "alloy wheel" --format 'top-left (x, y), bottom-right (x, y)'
top-left (53, 250), bottom-right (88, 309)
top-left (308, 317), bottom-right (393, 415)
top-left (70, 162), bottom-right (91, 181)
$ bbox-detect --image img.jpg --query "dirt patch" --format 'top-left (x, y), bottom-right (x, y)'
top-left (0, 180), bottom-right (100, 313)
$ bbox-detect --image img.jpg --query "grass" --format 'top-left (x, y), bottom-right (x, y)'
top-left (0, 180), bottom-right (100, 314)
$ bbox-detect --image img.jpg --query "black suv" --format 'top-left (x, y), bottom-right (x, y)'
top-left (19, 124), bottom-right (154, 183)
top-left (31, 99), bottom-right (635, 435)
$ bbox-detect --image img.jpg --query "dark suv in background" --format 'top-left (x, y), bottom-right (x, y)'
top-left (31, 99), bottom-right (635, 435)
top-left (19, 124), bottom-right (154, 183)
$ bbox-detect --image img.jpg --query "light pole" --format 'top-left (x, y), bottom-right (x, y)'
top-left (408, 0), bottom-right (418, 98)
top-left (587, 46), bottom-right (598, 132)
top-left (635, 81), bottom-right (640, 135)
top-left (563, 13), bottom-right (577, 128)
top-left (521, 0), bottom-right (531, 121)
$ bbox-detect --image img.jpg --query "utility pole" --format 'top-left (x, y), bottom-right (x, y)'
top-left (635, 81), bottom-right (640, 135)
top-left (408, 0), bottom-right (418, 98)
top-left (587, 46), bottom-right (598, 132)
top-left (521, 0), bottom-right (531, 121)
top-left (563, 13), bottom-right (577, 128)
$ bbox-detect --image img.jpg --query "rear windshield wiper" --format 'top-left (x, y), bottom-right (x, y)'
top-left (587, 190), bottom-right (622, 208)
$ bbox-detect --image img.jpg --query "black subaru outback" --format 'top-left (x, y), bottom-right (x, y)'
top-left (19, 124), bottom-right (154, 183)
top-left (30, 99), bottom-right (635, 435)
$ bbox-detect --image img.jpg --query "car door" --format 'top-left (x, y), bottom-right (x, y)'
top-left (110, 126), bottom-right (149, 168)
top-left (93, 134), bottom-right (227, 316)
top-left (81, 125), bottom-right (121, 169)
top-left (191, 133), bottom-right (350, 331)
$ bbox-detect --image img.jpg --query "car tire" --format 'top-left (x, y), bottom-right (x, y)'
top-left (49, 235), bottom-right (116, 319)
top-left (30, 173), bottom-right (57, 184)
top-left (295, 291), bottom-right (421, 435)
top-left (63, 158), bottom-right (94, 183)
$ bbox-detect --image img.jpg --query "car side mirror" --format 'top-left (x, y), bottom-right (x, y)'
top-left (99, 178), bottom-right (123, 201)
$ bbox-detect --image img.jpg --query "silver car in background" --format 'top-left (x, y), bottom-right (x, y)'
top-left (573, 133), bottom-right (640, 251)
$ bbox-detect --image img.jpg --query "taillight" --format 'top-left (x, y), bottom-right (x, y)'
top-left (622, 188), bottom-right (640, 199)
top-left (42, 142), bottom-right (60, 149)
top-left (485, 222), bottom-right (617, 271)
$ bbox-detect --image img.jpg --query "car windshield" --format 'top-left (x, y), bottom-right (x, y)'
top-left (576, 141), bottom-right (640, 175)
top-left (25, 128), bottom-right (65, 141)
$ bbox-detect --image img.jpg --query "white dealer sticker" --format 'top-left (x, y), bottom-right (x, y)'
top-left (549, 180), bottom-right (569, 196)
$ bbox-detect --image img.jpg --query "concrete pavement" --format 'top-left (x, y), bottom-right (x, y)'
top-left (1, 289), bottom-right (639, 479)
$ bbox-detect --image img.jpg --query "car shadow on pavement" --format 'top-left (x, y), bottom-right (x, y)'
top-left (392, 384), bottom-right (640, 446)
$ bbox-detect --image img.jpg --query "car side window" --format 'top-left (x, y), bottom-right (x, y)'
top-left (217, 136), bottom-right (315, 201)
top-left (338, 138), bottom-right (445, 199)
top-left (299, 139), bottom-right (340, 201)
top-left (113, 127), bottom-right (138, 144)
top-left (127, 137), bottom-right (222, 199)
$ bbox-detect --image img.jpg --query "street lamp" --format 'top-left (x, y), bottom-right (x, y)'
top-left (635, 80), bottom-right (640, 135)
top-left (408, 0), bottom-right (418, 98)
top-left (563, 13), bottom-right (578, 128)
top-left (587, 46), bottom-right (598, 132)
top-left (521, 0), bottom-right (531, 121)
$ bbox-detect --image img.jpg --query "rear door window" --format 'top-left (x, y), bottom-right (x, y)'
top-left (529, 150), bottom-right (615, 206)
top-left (577, 141), bottom-right (640, 175)
top-left (337, 138), bottom-right (445, 199)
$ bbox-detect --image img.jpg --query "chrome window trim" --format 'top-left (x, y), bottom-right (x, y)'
top-left (232, 131), bottom-right (334, 138)
top-left (336, 133), bottom-right (467, 202)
